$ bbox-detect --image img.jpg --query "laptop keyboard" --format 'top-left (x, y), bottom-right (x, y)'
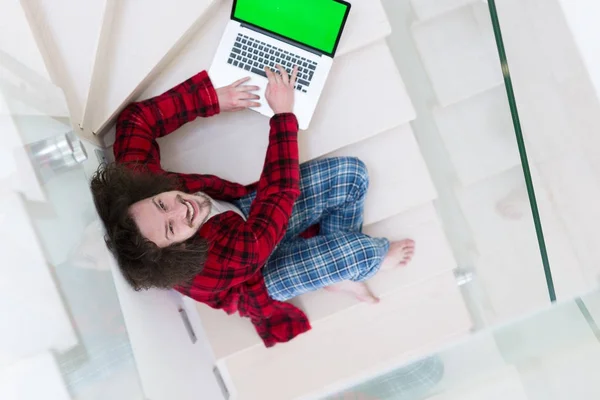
top-left (227, 33), bottom-right (316, 93)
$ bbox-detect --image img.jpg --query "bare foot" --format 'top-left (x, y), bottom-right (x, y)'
top-left (324, 281), bottom-right (380, 304)
top-left (380, 239), bottom-right (416, 270)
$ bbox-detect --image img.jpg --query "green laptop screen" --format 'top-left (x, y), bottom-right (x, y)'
top-left (233, 0), bottom-right (349, 55)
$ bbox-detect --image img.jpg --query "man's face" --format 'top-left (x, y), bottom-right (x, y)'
top-left (129, 191), bottom-right (211, 247)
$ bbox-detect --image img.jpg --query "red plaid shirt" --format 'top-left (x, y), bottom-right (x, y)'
top-left (114, 71), bottom-right (311, 347)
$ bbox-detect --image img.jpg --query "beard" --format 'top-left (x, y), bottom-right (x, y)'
top-left (192, 193), bottom-right (212, 226)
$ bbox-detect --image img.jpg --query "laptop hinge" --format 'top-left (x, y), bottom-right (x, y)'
top-left (240, 23), bottom-right (324, 57)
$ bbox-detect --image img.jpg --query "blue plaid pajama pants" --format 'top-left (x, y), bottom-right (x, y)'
top-left (233, 157), bottom-right (390, 301)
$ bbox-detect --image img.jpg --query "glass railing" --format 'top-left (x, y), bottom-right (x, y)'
top-left (326, 289), bottom-right (600, 399)
top-left (378, 0), bottom-right (557, 330)
top-left (324, 0), bottom-right (600, 398)
top-left (489, 0), bottom-right (600, 302)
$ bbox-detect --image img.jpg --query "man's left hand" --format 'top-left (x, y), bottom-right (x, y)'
top-left (216, 77), bottom-right (260, 112)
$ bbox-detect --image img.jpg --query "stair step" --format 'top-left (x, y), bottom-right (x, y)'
top-left (194, 201), bottom-right (456, 361)
top-left (2, 192), bottom-right (79, 360)
top-left (434, 332), bottom-right (505, 393)
top-left (302, 41), bottom-right (416, 159)
top-left (454, 165), bottom-right (587, 324)
top-left (2, 1), bottom-right (52, 81)
top-left (289, 202), bottom-right (456, 323)
top-left (151, 41), bottom-right (414, 185)
top-left (1, 102), bottom-right (46, 205)
top-left (193, 303), bottom-right (256, 361)
top-left (0, 352), bottom-right (72, 400)
top-left (411, 3), bottom-right (502, 106)
top-left (322, 124), bottom-right (436, 226)
top-left (86, 0), bottom-right (220, 135)
top-left (433, 86), bottom-right (520, 186)
top-left (0, 49), bottom-right (70, 119)
top-left (409, 0), bottom-right (479, 21)
top-left (337, 0), bottom-right (392, 56)
top-left (2, 1), bottom-right (70, 119)
top-left (535, 152), bottom-right (600, 299)
top-left (186, 123), bottom-right (437, 361)
top-left (19, 0), bottom-right (109, 125)
top-left (427, 366), bottom-right (528, 400)
top-left (220, 271), bottom-right (472, 400)
top-left (365, 204), bottom-right (456, 295)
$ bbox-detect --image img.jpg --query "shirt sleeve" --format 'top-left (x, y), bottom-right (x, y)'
top-left (113, 70), bottom-right (219, 169)
top-left (113, 71), bottom-right (249, 200)
top-left (206, 113), bottom-right (301, 289)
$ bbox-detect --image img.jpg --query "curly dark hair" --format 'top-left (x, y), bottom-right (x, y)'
top-left (90, 163), bottom-right (208, 291)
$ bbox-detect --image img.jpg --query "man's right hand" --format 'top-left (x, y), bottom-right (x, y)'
top-left (264, 65), bottom-right (298, 115)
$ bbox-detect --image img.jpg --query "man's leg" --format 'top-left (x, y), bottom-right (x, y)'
top-left (234, 157), bottom-right (370, 239)
top-left (234, 156), bottom-right (416, 301)
top-left (263, 232), bottom-right (389, 302)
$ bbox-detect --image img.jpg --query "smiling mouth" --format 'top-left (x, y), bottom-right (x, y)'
top-left (183, 199), bottom-right (198, 225)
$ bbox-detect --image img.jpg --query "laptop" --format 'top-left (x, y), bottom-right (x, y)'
top-left (209, 0), bottom-right (351, 130)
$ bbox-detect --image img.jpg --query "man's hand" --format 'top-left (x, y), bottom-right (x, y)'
top-left (216, 77), bottom-right (260, 112)
top-left (265, 65), bottom-right (298, 115)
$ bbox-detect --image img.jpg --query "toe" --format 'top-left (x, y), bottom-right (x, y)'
top-left (400, 239), bottom-right (415, 249)
top-left (399, 253), bottom-right (414, 267)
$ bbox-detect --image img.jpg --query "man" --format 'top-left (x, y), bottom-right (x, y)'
top-left (91, 65), bottom-right (415, 347)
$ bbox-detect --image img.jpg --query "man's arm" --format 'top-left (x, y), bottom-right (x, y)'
top-left (203, 66), bottom-right (301, 290)
top-left (113, 71), bottom-right (258, 200)
top-left (113, 71), bottom-right (219, 170)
